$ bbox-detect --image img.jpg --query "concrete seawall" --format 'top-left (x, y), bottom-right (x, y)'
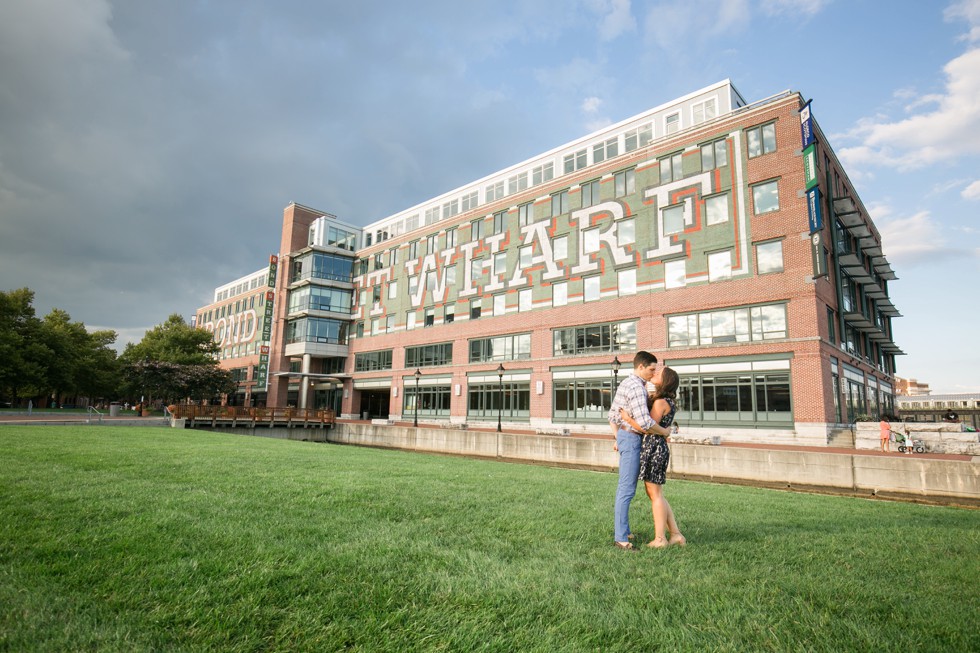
top-left (323, 423), bottom-right (980, 506)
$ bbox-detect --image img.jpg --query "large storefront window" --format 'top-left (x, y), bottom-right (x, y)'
top-left (404, 385), bottom-right (451, 418)
top-left (677, 372), bottom-right (792, 427)
top-left (467, 382), bottom-right (530, 421)
top-left (553, 378), bottom-right (614, 422)
top-left (553, 321), bottom-right (636, 356)
top-left (469, 333), bottom-right (532, 363)
top-left (668, 303), bottom-right (787, 347)
top-left (405, 343), bottom-right (453, 368)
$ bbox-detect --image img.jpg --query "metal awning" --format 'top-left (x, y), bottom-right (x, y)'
top-left (843, 311), bottom-right (875, 330)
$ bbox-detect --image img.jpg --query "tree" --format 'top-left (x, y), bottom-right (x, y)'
top-left (0, 288), bottom-right (47, 404)
top-left (122, 314), bottom-right (231, 403)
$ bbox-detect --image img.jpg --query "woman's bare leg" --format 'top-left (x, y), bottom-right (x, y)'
top-left (663, 497), bottom-right (685, 546)
top-left (644, 481), bottom-right (668, 547)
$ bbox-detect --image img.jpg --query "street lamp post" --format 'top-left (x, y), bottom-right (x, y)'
top-left (611, 355), bottom-right (622, 413)
top-left (413, 368), bottom-right (421, 428)
top-left (496, 364), bottom-right (505, 433)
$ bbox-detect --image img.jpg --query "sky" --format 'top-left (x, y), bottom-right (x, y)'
top-left (1, 0), bottom-right (978, 393)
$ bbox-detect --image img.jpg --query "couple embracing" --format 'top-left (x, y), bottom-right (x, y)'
top-left (608, 351), bottom-right (686, 551)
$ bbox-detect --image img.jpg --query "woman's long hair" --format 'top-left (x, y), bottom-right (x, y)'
top-left (652, 367), bottom-right (679, 401)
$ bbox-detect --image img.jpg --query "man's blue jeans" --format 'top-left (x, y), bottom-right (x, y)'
top-left (614, 429), bottom-right (642, 543)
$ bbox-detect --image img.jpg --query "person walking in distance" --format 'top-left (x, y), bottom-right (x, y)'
top-left (607, 351), bottom-right (671, 550)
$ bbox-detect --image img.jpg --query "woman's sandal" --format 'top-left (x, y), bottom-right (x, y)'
top-left (614, 541), bottom-right (636, 551)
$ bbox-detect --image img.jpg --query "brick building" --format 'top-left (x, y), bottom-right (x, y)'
top-left (204, 80), bottom-right (902, 445)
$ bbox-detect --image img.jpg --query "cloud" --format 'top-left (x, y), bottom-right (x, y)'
top-left (963, 179), bottom-right (980, 199)
top-left (945, 0), bottom-right (980, 41)
top-left (759, 0), bottom-right (833, 17)
top-left (642, 0), bottom-right (750, 50)
top-left (587, 0), bottom-right (637, 41)
top-left (841, 48), bottom-right (980, 170)
top-left (877, 210), bottom-right (977, 265)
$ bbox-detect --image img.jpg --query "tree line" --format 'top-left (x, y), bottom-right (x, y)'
top-left (0, 288), bottom-right (235, 409)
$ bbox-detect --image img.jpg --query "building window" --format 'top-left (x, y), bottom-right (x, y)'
top-left (563, 148), bottom-right (588, 174)
top-left (624, 123), bottom-right (653, 151)
top-left (708, 250), bottom-right (732, 281)
top-left (471, 218), bottom-right (483, 242)
top-left (388, 280), bottom-right (397, 300)
top-left (664, 259), bottom-right (686, 289)
top-left (752, 180), bottom-right (780, 214)
top-left (581, 179), bottom-right (600, 208)
top-left (518, 202), bottom-right (534, 227)
top-left (424, 206), bottom-right (440, 226)
top-left (663, 204), bottom-right (685, 235)
top-left (445, 264), bottom-right (456, 288)
top-left (584, 276), bottom-right (601, 302)
top-left (389, 247), bottom-right (399, 266)
top-left (554, 235), bottom-right (568, 260)
top-left (470, 258), bottom-right (483, 284)
top-left (446, 227), bottom-right (457, 249)
top-left (409, 276), bottom-right (419, 297)
top-left (386, 315), bottom-right (395, 332)
top-left (285, 317), bottom-right (349, 345)
top-left (553, 377), bottom-right (616, 423)
top-left (461, 191), bottom-right (479, 212)
top-left (705, 194), bottom-right (729, 226)
top-left (442, 199), bottom-right (459, 220)
top-left (354, 350), bottom-right (393, 372)
top-left (553, 282), bottom-right (568, 307)
top-left (618, 218), bottom-right (635, 246)
top-left (677, 372), bottom-right (791, 426)
top-left (692, 98), bottom-right (716, 124)
top-left (592, 137), bottom-right (618, 163)
top-left (493, 294), bottom-right (506, 316)
top-left (532, 162), bottom-right (554, 186)
top-left (424, 307), bottom-right (435, 327)
top-left (659, 153), bottom-right (683, 184)
top-left (827, 307), bottom-right (837, 344)
top-left (667, 303), bottom-right (788, 347)
top-left (407, 311), bottom-right (417, 330)
top-left (426, 234), bottom-right (437, 255)
top-left (445, 305), bottom-right (455, 324)
top-left (372, 286), bottom-right (381, 305)
top-left (701, 138), bottom-right (728, 171)
top-left (618, 268), bottom-right (636, 296)
top-left (519, 245), bottom-right (533, 268)
top-left (408, 240), bottom-right (419, 259)
top-left (508, 172), bottom-right (528, 196)
top-left (583, 227), bottom-right (601, 254)
top-left (519, 289), bottom-right (532, 311)
top-left (404, 384), bottom-right (452, 419)
top-left (553, 320), bottom-right (637, 356)
top-left (492, 211), bottom-right (506, 235)
top-left (493, 252), bottom-right (507, 277)
top-left (486, 180), bottom-right (505, 202)
top-left (665, 113), bottom-right (680, 135)
top-left (551, 190), bottom-right (569, 217)
top-left (405, 342), bottom-right (453, 368)
top-left (467, 381), bottom-right (530, 421)
top-left (614, 169), bottom-right (635, 197)
top-left (470, 298), bottom-right (482, 320)
top-left (756, 240), bottom-right (784, 274)
top-left (371, 318), bottom-right (380, 335)
top-left (747, 122), bottom-right (777, 158)
top-left (469, 333), bottom-right (532, 362)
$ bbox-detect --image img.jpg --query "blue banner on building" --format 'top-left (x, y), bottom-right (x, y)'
top-left (807, 187), bottom-right (823, 233)
top-left (800, 101), bottom-right (814, 148)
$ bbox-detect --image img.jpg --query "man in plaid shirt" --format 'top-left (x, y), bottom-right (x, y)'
top-left (608, 351), bottom-right (669, 549)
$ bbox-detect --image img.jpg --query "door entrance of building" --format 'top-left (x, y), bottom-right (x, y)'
top-left (359, 390), bottom-right (390, 419)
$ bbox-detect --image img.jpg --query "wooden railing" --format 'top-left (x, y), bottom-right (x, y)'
top-left (169, 405), bottom-right (336, 426)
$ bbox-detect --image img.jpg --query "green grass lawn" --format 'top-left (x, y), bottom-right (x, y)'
top-left (1, 427), bottom-right (977, 652)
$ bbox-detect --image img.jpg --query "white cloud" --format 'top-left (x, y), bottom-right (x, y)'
top-left (962, 179), bottom-right (980, 199)
top-left (582, 96), bottom-right (603, 114)
top-left (759, 0), bottom-right (833, 17)
top-left (642, 0), bottom-right (750, 50)
top-left (843, 47), bottom-right (980, 170)
top-left (945, 0), bottom-right (980, 41)
top-left (588, 0), bottom-right (637, 41)
top-left (877, 210), bottom-right (977, 265)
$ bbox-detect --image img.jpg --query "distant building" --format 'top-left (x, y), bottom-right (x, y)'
top-left (194, 266), bottom-right (277, 406)
top-left (897, 393), bottom-right (980, 430)
top-left (895, 376), bottom-right (931, 396)
top-left (198, 80), bottom-right (904, 445)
